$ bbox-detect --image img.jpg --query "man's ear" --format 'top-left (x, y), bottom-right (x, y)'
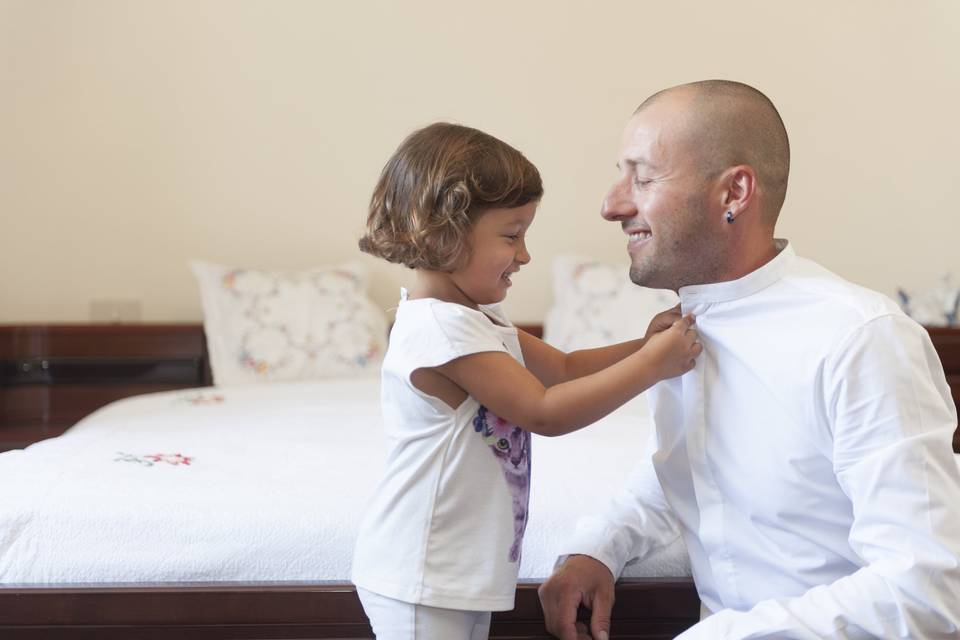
top-left (720, 165), bottom-right (757, 222)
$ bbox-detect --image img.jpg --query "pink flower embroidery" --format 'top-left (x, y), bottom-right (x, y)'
top-left (176, 393), bottom-right (226, 406)
top-left (115, 452), bottom-right (193, 467)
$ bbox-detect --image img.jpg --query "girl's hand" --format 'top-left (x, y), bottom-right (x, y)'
top-left (641, 314), bottom-right (701, 379)
top-left (644, 304), bottom-right (682, 341)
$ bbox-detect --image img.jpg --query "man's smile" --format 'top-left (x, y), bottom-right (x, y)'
top-left (625, 227), bottom-right (653, 250)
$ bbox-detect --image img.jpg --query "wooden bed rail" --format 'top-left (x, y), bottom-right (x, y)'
top-left (0, 579), bottom-right (700, 639)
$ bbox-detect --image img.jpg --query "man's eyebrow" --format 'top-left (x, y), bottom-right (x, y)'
top-left (616, 158), bottom-right (656, 171)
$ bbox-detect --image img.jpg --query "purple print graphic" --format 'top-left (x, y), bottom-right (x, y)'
top-left (473, 406), bottom-right (531, 563)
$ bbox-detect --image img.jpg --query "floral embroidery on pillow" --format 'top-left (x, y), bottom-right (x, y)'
top-left (544, 256), bottom-right (678, 351)
top-left (192, 261), bottom-right (388, 384)
top-left (566, 262), bottom-right (634, 343)
top-left (220, 267), bottom-right (384, 376)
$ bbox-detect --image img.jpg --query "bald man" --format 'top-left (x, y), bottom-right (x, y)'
top-left (539, 81), bottom-right (960, 639)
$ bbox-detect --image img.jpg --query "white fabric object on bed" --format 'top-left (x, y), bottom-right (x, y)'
top-left (0, 378), bottom-right (689, 584)
top-left (191, 261), bottom-right (388, 386)
top-left (543, 255), bottom-right (679, 351)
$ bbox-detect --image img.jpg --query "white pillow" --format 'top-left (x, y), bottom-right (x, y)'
top-left (897, 275), bottom-right (960, 327)
top-left (543, 255), bottom-right (679, 351)
top-left (191, 261), bottom-right (388, 386)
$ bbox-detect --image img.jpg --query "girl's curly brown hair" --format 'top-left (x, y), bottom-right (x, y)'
top-left (359, 123), bottom-right (543, 271)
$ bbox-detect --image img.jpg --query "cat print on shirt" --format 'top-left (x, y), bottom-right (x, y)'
top-left (473, 405), bottom-right (531, 563)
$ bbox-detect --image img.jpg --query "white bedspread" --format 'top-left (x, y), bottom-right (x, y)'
top-left (0, 378), bottom-right (690, 584)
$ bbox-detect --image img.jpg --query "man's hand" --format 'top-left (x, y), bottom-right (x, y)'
top-left (538, 554), bottom-right (616, 640)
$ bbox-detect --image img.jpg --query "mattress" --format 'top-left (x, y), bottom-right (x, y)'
top-left (0, 377), bottom-right (690, 584)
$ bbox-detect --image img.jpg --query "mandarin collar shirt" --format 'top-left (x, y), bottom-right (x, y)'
top-left (564, 240), bottom-right (960, 638)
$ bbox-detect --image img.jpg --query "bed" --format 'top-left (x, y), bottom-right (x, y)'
top-left (0, 325), bottom-right (702, 639)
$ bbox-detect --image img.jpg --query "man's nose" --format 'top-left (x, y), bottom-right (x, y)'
top-left (601, 176), bottom-right (637, 221)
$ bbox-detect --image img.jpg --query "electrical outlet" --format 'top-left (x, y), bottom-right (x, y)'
top-left (90, 299), bottom-right (142, 323)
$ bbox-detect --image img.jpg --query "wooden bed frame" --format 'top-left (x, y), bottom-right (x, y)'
top-left (1, 324), bottom-right (959, 639)
top-left (0, 580), bottom-right (701, 639)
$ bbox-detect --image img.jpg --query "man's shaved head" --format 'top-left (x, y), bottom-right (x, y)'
top-left (635, 80), bottom-right (790, 225)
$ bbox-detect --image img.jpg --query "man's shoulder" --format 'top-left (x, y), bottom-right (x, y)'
top-left (785, 255), bottom-right (905, 326)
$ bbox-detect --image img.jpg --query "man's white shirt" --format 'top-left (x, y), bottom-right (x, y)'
top-left (563, 240), bottom-right (960, 638)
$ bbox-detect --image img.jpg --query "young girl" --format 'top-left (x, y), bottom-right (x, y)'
top-left (352, 123), bottom-right (700, 639)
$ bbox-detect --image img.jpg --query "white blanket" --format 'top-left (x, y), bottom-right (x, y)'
top-left (0, 378), bottom-right (690, 584)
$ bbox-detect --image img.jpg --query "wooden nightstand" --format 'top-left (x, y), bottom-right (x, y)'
top-left (0, 325), bottom-right (211, 452)
top-left (928, 328), bottom-right (960, 452)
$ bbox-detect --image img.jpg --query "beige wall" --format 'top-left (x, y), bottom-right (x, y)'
top-left (2, 0), bottom-right (958, 324)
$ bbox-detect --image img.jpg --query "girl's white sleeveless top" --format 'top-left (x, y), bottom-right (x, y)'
top-left (352, 291), bottom-right (531, 611)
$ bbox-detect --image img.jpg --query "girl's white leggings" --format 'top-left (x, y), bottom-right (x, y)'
top-left (357, 587), bottom-right (492, 640)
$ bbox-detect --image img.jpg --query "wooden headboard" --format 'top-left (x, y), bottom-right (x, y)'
top-left (0, 325), bottom-right (211, 450)
top-left (1, 324), bottom-right (958, 452)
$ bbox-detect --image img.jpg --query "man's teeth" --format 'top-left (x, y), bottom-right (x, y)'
top-left (629, 231), bottom-right (652, 241)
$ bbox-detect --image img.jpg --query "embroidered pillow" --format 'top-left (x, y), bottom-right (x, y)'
top-left (191, 261), bottom-right (388, 386)
top-left (897, 275), bottom-right (960, 327)
top-left (543, 255), bottom-right (678, 351)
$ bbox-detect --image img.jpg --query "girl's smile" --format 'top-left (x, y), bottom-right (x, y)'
top-left (449, 201), bottom-right (537, 307)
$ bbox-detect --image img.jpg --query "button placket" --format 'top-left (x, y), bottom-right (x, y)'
top-left (681, 304), bottom-right (740, 607)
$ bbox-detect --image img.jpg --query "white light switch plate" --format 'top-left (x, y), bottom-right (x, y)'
top-left (90, 299), bottom-right (142, 323)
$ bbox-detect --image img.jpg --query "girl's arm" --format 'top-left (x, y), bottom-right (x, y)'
top-left (519, 306), bottom-right (682, 387)
top-left (433, 314), bottom-right (699, 437)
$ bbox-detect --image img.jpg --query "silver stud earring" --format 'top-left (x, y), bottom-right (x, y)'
top-left (725, 211), bottom-right (734, 224)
